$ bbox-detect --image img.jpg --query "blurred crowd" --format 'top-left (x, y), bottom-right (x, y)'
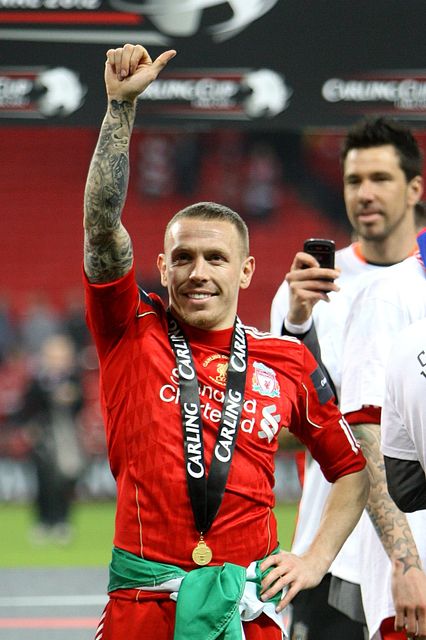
top-left (0, 290), bottom-right (105, 543)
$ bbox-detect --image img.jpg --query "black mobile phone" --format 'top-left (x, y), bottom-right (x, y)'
top-left (303, 238), bottom-right (335, 269)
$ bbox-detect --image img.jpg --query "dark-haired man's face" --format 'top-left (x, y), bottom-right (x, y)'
top-left (343, 144), bottom-right (422, 242)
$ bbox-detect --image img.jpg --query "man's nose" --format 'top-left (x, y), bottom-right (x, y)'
top-left (189, 257), bottom-right (208, 281)
top-left (357, 180), bottom-right (374, 201)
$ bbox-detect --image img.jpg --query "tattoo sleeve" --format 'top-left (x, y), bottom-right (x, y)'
top-left (351, 422), bottom-right (422, 573)
top-left (83, 99), bottom-right (135, 283)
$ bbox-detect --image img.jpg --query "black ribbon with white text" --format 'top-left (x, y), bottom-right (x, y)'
top-left (167, 312), bottom-right (248, 536)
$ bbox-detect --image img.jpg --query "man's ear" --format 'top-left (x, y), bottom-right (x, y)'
top-left (240, 256), bottom-right (255, 290)
top-left (409, 174), bottom-right (424, 206)
top-left (157, 254), bottom-right (168, 287)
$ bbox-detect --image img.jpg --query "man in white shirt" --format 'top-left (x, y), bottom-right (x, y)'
top-left (271, 118), bottom-right (424, 640)
top-left (381, 317), bottom-right (426, 513)
top-left (340, 237), bottom-right (426, 639)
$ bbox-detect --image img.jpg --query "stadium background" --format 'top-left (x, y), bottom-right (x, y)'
top-left (1, 0), bottom-right (426, 572)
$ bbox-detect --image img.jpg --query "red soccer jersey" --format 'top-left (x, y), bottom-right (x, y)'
top-left (85, 267), bottom-right (365, 571)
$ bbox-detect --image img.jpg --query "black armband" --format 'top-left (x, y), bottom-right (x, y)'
top-left (384, 455), bottom-right (426, 512)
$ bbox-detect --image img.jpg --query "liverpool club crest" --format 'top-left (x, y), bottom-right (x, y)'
top-left (252, 361), bottom-right (280, 397)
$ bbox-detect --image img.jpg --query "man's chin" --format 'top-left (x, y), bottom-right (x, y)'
top-left (357, 222), bottom-right (387, 241)
top-left (174, 308), bottom-right (216, 330)
top-left (360, 228), bottom-right (388, 242)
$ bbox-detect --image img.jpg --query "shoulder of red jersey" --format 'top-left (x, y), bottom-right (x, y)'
top-left (243, 324), bottom-right (301, 345)
top-left (136, 286), bottom-right (166, 320)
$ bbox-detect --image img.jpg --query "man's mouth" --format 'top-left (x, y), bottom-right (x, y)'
top-left (357, 209), bottom-right (382, 221)
top-left (185, 292), bottom-right (215, 299)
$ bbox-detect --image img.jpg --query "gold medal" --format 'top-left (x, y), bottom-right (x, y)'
top-left (192, 537), bottom-right (213, 566)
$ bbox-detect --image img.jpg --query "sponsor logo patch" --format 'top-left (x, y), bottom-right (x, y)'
top-left (310, 366), bottom-right (334, 404)
top-left (257, 404), bottom-right (281, 442)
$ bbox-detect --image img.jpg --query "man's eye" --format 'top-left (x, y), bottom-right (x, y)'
top-left (174, 253), bottom-right (191, 263)
top-left (209, 257), bottom-right (224, 265)
top-left (208, 253), bottom-right (226, 262)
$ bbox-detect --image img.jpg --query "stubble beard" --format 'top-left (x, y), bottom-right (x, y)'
top-left (356, 207), bottom-right (408, 244)
top-left (172, 305), bottom-right (218, 331)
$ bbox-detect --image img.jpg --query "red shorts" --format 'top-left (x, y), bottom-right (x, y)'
top-left (380, 617), bottom-right (407, 639)
top-left (95, 589), bottom-right (283, 640)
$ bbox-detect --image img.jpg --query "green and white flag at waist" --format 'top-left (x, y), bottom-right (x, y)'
top-left (109, 546), bottom-right (287, 640)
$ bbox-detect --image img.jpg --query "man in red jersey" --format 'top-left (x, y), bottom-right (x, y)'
top-left (84, 44), bottom-right (368, 640)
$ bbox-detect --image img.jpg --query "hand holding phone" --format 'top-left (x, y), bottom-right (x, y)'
top-left (285, 238), bottom-right (338, 325)
top-left (303, 238), bottom-right (335, 269)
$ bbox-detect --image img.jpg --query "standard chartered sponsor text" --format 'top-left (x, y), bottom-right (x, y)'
top-left (160, 370), bottom-right (257, 433)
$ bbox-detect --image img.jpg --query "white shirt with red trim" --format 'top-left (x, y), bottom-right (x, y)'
top-left (340, 255), bottom-right (426, 638)
top-left (271, 243), bottom-right (387, 584)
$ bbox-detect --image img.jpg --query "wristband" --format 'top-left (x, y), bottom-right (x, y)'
top-left (284, 316), bottom-right (313, 335)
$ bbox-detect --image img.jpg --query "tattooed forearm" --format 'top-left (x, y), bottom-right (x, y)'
top-left (84, 99), bottom-right (136, 282)
top-left (351, 422), bottom-right (422, 573)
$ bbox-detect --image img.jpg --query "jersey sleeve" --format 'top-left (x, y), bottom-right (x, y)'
top-left (381, 319), bottom-right (426, 472)
top-left (84, 265), bottom-right (138, 338)
top-left (381, 359), bottom-right (418, 462)
top-left (290, 345), bottom-right (366, 483)
top-left (84, 265), bottom-right (159, 358)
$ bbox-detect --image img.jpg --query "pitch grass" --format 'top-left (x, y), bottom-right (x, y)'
top-left (0, 501), bottom-right (298, 567)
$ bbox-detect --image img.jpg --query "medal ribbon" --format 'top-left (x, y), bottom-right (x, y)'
top-left (167, 312), bottom-right (248, 536)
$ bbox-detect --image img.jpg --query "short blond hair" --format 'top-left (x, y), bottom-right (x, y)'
top-left (165, 201), bottom-right (250, 256)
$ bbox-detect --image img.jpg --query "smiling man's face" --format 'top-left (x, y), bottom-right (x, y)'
top-left (157, 217), bottom-right (255, 330)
